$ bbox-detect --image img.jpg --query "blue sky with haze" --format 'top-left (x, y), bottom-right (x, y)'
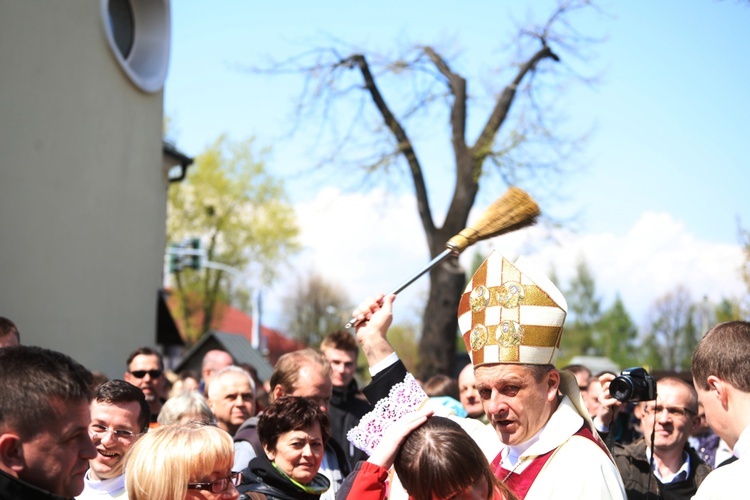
top-left (165, 1), bottom-right (750, 334)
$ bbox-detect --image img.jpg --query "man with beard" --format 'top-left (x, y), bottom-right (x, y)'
top-left (123, 347), bottom-right (167, 426)
top-left (77, 380), bottom-right (149, 499)
top-left (0, 345), bottom-right (96, 499)
top-left (613, 377), bottom-right (711, 499)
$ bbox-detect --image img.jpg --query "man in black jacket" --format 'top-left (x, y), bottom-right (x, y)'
top-left (320, 330), bottom-right (371, 464)
top-left (613, 377), bottom-right (711, 500)
top-left (0, 346), bottom-right (96, 500)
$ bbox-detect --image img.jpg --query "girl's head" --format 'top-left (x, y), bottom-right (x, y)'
top-left (126, 422), bottom-right (238, 500)
top-left (394, 416), bottom-right (507, 500)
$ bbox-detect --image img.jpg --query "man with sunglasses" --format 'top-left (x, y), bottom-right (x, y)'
top-left (123, 347), bottom-right (167, 426)
top-left (613, 377), bottom-right (711, 499)
top-left (78, 380), bottom-right (149, 499)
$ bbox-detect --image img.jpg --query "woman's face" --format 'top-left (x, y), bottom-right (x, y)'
top-left (185, 464), bottom-right (239, 500)
top-left (266, 422), bottom-right (325, 485)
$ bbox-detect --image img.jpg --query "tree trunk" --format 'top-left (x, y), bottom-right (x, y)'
top-left (417, 256), bottom-right (465, 380)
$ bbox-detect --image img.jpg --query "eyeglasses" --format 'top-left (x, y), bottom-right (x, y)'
top-left (188, 472), bottom-right (241, 493)
top-left (642, 404), bottom-right (695, 418)
top-left (129, 369), bottom-right (163, 379)
top-left (89, 423), bottom-right (141, 441)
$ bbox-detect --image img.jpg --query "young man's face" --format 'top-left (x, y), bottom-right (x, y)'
top-left (88, 399), bottom-right (143, 480)
top-left (18, 398), bottom-right (96, 497)
top-left (322, 348), bottom-right (357, 388)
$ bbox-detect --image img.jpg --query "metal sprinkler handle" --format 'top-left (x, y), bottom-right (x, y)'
top-left (344, 247), bottom-right (455, 329)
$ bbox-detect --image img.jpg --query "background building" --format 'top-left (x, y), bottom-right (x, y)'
top-left (0, 0), bottom-right (177, 377)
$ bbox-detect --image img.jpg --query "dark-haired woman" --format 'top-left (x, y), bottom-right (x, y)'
top-left (238, 396), bottom-right (331, 500)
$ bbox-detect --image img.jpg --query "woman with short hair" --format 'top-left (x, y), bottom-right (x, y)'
top-left (126, 422), bottom-right (239, 499)
top-left (237, 396), bottom-right (331, 499)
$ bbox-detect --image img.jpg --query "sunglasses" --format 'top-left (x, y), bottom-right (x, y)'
top-left (129, 369), bottom-right (163, 379)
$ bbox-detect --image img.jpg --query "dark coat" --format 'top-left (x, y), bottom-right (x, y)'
top-left (237, 455), bottom-right (330, 500)
top-left (329, 380), bottom-right (371, 464)
top-left (0, 470), bottom-right (70, 500)
top-left (613, 437), bottom-right (712, 500)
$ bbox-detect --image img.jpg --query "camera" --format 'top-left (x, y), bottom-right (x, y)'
top-left (609, 367), bottom-right (656, 403)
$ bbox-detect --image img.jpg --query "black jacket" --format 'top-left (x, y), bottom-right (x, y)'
top-left (613, 437), bottom-right (712, 500)
top-left (0, 470), bottom-right (70, 500)
top-left (329, 380), bottom-right (371, 464)
top-left (237, 455), bottom-right (330, 500)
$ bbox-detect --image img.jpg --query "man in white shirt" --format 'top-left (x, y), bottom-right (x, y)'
top-left (78, 380), bottom-right (149, 499)
top-left (691, 321), bottom-right (750, 499)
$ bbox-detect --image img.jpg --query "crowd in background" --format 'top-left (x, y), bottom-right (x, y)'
top-left (1, 252), bottom-right (749, 500)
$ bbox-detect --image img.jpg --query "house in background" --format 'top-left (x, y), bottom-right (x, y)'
top-left (168, 299), bottom-right (305, 378)
top-left (0, 1), bottom-right (186, 377)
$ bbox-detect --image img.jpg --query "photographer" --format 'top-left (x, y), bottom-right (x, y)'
top-left (611, 376), bottom-right (711, 500)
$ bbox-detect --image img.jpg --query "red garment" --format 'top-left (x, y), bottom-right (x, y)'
top-left (341, 461), bottom-right (390, 500)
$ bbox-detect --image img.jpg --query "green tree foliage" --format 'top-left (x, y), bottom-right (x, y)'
top-left (167, 136), bottom-right (300, 343)
top-left (559, 255), bottom-right (602, 363)
top-left (595, 295), bottom-right (638, 368)
top-left (285, 272), bottom-right (350, 347)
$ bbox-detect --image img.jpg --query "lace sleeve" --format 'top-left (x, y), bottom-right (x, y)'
top-left (346, 372), bottom-right (427, 456)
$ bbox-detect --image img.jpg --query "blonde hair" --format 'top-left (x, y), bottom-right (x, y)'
top-left (125, 423), bottom-right (234, 500)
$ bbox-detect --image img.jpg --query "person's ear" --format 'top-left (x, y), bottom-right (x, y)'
top-left (263, 445), bottom-right (275, 461)
top-left (547, 370), bottom-right (560, 401)
top-left (271, 385), bottom-right (285, 403)
top-left (707, 376), bottom-right (729, 407)
top-left (633, 403), bottom-right (645, 420)
top-left (0, 433), bottom-right (25, 472)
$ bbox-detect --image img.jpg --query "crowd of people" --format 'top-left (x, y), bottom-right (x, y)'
top-left (1, 250), bottom-right (749, 500)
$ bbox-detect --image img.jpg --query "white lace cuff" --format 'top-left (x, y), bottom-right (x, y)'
top-left (346, 372), bottom-right (427, 456)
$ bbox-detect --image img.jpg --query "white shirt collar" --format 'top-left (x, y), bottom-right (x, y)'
top-left (82, 470), bottom-right (126, 495)
top-left (733, 425), bottom-right (750, 459)
top-left (645, 448), bottom-right (691, 483)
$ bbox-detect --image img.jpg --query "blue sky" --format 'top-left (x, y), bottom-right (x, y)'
top-left (165, 1), bottom-right (750, 333)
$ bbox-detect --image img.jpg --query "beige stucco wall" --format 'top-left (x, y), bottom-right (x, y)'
top-left (0, 1), bottom-right (168, 378)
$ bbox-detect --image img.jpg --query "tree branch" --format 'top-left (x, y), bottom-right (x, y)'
top-left (343, 54), bottom-right (436, 241)
top-left (471, 43), bottom-right (559, 164)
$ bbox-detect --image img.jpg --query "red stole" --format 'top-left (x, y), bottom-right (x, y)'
top-left (491, 424), bottom-right (609, 499)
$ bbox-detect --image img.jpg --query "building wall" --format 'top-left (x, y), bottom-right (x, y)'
top-left (0, 1), bottom-right (168, 377)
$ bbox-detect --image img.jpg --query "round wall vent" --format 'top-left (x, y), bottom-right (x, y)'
top-left (100, 0), bottom-right (170, 93)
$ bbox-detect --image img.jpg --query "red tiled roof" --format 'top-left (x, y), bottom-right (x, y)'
top-left (165, 292), bottom-right (305, 365)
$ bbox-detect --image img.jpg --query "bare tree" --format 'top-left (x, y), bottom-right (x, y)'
top-left (642, 286), bottom-right (698, 371)
top-left (255, 1), bottom-right (602, 378)
top-left (284, 272), bottom-right (351, 347)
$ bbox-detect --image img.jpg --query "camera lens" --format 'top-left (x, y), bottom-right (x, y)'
top-left (609, 376), bottom-right (634, 402)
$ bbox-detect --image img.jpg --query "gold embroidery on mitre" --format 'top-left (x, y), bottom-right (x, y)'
top-left (496, 346), bottom-right (520, 362)
top-left (496, 321), bottom-right (525, 347)
top-left (470, 324), bottom-right (488, 351)
top-left (470, 285), bottom-right (490, 312)
top-left (497, 281), bottom-right (525, 309)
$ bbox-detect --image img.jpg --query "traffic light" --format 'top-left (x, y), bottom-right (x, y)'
top-left (169, 243), bottom-right (183, 273)
top-left (187, 238), bottom-right (201, 270)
